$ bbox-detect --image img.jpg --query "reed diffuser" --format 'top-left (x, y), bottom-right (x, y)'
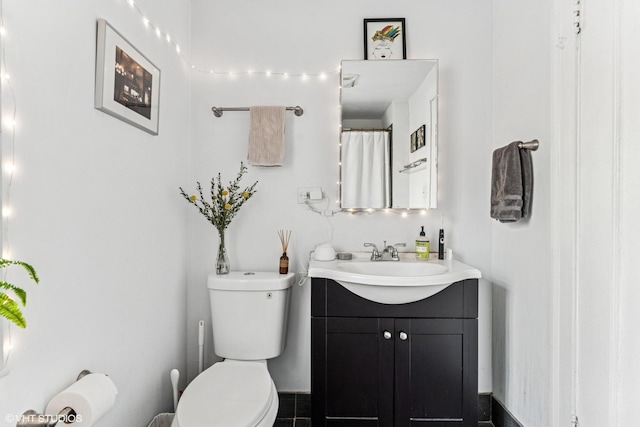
top-left (278, 229), bottom-right (292, 274)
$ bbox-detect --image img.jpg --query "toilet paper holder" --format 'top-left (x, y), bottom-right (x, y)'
top-left (16, 370), bottom-right (91, 427)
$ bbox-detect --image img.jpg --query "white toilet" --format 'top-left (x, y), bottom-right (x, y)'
top-left (172, 271), bottom-right (295, 427)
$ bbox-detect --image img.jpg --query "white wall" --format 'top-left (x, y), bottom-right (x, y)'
top-left (492, 0), bottom-right (640, 426)
top-left (188, 0), bottom-right (494, 392)
top-left (618, 0), bottom-right (640, 421)
top-left (0, 1), bottom-right (191, 425)
top-left (490, 0), bottom-right (553, 426)
top-left (570, 0), bottom-right (640, 424)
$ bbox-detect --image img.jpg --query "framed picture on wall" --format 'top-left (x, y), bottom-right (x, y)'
top-left (416, 124), bottom-right (426, 149)
top-left (364, 18), bottom-right (406, 60)
top-left (410, 130), bottom-right (417, 153)
top-left (95, 19), bottom-right (161, 135)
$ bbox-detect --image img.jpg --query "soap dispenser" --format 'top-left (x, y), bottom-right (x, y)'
top-left (415, 226), bottom-right (430, 260)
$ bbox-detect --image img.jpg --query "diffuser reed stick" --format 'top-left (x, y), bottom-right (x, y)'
top-left (278, 230), bottom-right (292, 274)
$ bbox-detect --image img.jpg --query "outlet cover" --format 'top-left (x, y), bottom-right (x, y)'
top-left (297, 187), bottom-right (322, 203)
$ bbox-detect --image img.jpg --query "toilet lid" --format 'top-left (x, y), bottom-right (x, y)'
top-left (175, 360), bottom-right (273, 427)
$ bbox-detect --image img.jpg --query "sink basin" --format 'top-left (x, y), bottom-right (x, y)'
top-left (337, 260), bottom-right (448, 277)
top-left (308, 252), bottom-right (481, 304)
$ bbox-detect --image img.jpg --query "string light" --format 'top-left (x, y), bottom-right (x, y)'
top-left (0, 7), bottom-right (16, 260)
top-left (119, 0), bottom-right (339, 81)
top-left (0, 0), bottom-right (17, 370)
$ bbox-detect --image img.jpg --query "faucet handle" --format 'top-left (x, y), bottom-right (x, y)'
top-left (391, 243), bottom-right (406, 258)
top-left (364, 242), bottom-right (380, 260)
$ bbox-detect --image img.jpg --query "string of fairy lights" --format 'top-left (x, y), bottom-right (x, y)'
top-left (124, 0), bottom-right (340, 80)
top-left (0, 0), bottom-right (15, 373)
top-left (0, 2), bottom-right (13, 262)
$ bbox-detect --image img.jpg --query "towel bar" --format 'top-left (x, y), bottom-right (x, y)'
top-left (211, 105), bottom-right (303, 118)
top-left (518, 140), bottom-right (539, 150)
top-left (399, 158), bottom-right (428, 173)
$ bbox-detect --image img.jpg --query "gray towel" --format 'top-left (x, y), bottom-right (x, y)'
top-left (490, 141), bottom-right (534, 222)
top-left (248, 106), bottom-right (286, 167)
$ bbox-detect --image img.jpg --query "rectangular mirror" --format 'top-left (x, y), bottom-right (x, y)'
top-left (340, 59), bottom-right (438, 210)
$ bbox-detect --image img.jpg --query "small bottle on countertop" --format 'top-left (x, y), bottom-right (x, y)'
top-left (438, 214), bottom-right (445, 260)
top-left (279, 252), bottom-right (289, 274)
top-left (415, 226), bottom-right (430, 260)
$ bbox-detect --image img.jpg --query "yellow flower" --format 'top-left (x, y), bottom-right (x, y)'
top-left (189, 195), bottom-right (196, 201)
top-left (242, 191), bottom-right (250, 199)
top-left (224, 203), bottom-right (232, 210)
top-left (221, 189), bottom-right (229, 196)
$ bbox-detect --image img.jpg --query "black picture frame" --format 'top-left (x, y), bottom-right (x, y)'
top-left (417, 124), bottom-right (426, 149)
top-left (410, 130), bottom-right (417, 153)
top-left (364, 18), bottom-right (406, 60)
top-left (410, 124), bottom-right (426, 153)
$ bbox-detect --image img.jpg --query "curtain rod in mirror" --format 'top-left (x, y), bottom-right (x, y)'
top-left (343, 128), bottom-right (391, 132)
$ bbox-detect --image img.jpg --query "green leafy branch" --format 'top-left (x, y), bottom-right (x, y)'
top-left (179, 162), bottom-right (258, 234)
top-left (0, 259), bottom-right (40, 328)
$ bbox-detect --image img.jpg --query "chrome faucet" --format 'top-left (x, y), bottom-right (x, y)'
top-left (364, 241), bottom-right (406, 261)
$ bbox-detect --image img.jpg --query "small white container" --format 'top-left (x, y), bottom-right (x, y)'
top-left (314, 244), bottom-right (336, 261)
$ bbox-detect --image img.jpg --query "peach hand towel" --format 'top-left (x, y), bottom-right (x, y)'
top-left (248, 106), bottom-right (286, 167)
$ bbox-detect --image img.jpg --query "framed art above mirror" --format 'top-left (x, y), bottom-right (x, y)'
top-left (340, 59), bottom-right (438, 210)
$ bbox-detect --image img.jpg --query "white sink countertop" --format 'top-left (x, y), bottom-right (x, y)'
top-left (308, 252), bottom-right (482, 304)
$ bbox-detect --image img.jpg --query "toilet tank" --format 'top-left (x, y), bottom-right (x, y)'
top-left (207, 271), bottom-right (295, 360)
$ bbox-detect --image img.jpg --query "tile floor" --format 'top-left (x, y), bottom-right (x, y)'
top-left (275, 393), bottom-right (496, 427)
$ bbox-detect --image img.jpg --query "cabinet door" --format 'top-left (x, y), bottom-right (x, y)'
top-left (394, 319), bottom-right (478, 427)
top-left (312, 317), bottom-right (395, 427)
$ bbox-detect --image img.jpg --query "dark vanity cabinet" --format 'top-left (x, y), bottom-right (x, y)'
top-left (311, 278), bottom-right (478, 427)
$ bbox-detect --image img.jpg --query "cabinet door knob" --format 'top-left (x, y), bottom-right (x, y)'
top-left (399, 331), bottom-right (408, 341)
top-left (383, 331), bottom-right (392, 340)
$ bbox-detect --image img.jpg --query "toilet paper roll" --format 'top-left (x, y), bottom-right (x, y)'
top-left (45, 373), bottom-right (118, 426)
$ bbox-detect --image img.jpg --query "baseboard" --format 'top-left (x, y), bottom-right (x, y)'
top-left (491, 394), bottom-right (524, 427)
top-left (479, 393), bottom-right (492, 421)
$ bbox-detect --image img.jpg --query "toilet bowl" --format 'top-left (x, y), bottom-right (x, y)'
top-left (172, 360), bottom-right (278, 427)
top-left (173, 272), bottom-right (295, 427)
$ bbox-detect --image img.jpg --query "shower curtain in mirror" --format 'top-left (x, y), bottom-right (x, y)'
top-left (340, 130), bottom-right (391, 208)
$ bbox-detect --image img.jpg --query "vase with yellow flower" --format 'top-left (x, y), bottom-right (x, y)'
top-left (179, 162), bottom-right (258, 274)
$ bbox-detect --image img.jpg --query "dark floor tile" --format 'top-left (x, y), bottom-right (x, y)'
top-left (479, 422), bottom-right (494, 427)
top-left (274, 419), bottom-right (294, 427)
top-left (294, 418), bottom-right (312, 427)
top-left (295, 393), bottom-right (312, 418)
top-left (277, 393), bottom-right (296, 418)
